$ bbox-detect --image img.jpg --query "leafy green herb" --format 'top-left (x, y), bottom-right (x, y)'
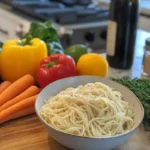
top-left (24, 21), bottom-right (64, 55)
top-left (111, 76), bottom-right (150, 131)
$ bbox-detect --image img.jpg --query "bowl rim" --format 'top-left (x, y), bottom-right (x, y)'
top-left (35, 75), bottom-right (145, 139)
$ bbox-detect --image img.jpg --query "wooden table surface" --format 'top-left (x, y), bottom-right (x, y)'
top-left (0, 115), bottom-right (69, 150)
top-left (1, 114), bottom-right (150, 150)
top-left (1, 30), bottom-right (150, 150)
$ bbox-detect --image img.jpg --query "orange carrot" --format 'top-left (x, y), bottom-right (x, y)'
top-left (0, 74), bottom-right (34, 107)
top-left (0, 81), bottom-right (11, 94)
top-left (0, 106), bottom-right (35, 124)
top-left (0, 86), bottom-right (40, 112)
top-left (0, 95), bottom-right (37, 122)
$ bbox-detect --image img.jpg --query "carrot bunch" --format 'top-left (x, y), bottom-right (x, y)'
top-left (0, 74), bottom-right (40, 124)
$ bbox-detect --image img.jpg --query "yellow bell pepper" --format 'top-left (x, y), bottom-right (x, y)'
top-left (0, 38), bottom-right (48, 82)
top-left (0, 53), bottom-right (1, 76)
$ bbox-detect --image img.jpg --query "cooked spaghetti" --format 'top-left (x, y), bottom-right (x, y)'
top-left (40, 82), bottom-right (134, 138)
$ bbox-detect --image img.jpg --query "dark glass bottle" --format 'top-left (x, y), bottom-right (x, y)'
top-left (106, 0), bottom-right (140, 69)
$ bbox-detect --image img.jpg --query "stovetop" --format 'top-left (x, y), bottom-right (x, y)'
top-left (1, 0), bottom-right (109, 25)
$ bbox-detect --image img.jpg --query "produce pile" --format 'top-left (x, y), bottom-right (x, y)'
top-left (1, 20), bottom-right (149, 132)
top-left (112, 77), bottom-right (150, 131)
top-left (0, 21), bottom-right (108, 124)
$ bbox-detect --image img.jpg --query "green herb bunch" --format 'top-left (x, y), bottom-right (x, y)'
top-left (111, 76), bottom-right (150, 131)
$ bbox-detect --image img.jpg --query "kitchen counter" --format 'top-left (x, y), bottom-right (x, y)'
top-left (107, 29), bottom-right (150, 79)
top-left (0, 29), bottom-right (150, 150)
top-left (140, 0), bottom-right (150, 17)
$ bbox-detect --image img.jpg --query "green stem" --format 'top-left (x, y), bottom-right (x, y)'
top-left (47, 61), bottom-right (57, 68)
top-left (0, 41), bottom-right (3, 51)
top-left (22, 35), bottom-right (32, 46)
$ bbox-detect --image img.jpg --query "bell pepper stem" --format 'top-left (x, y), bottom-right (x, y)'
top-left (0, 41), bottom-right (3, 52)
top-left (22, 35), bottom-right (32, 46)
top-left (47, 61), bottom-right (57, 68)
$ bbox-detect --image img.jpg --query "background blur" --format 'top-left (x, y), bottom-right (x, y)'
top-left (0, 0), bottom-right (150, 51)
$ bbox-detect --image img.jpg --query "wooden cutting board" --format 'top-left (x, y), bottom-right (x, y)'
top-left (0, 114), bottom-right (69, 150)
top-left (0, 114), bottom-right (150, 150)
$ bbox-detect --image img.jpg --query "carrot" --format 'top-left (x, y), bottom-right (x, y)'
top-left (0, 86), bottom-right (40, 112)
top-left (0, 74), bottom-right (34, 107)
top-left (0, 95), bottom-right (37, 122)
top-left (0, 106), bottom-right (35, 124)
top-left (0, 81), bottom-right (11, 94)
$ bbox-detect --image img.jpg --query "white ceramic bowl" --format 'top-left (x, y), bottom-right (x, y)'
top-left (35, 76), bottom-right (144, 150)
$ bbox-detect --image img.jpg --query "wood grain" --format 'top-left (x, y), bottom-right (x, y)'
top-left (0, 114), bottom-right (150, 150)
top-left (0, 114), bottom-right (69, 150)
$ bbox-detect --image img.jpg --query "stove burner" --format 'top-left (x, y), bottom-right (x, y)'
top-left (2, 0), bottom-right (109, 25)
top-left (12, 0), bottom-right (65, 9)
top-left (51, 0), bottom-right (92, 6)
top-left (0, 0), bottom-right (108, 52)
